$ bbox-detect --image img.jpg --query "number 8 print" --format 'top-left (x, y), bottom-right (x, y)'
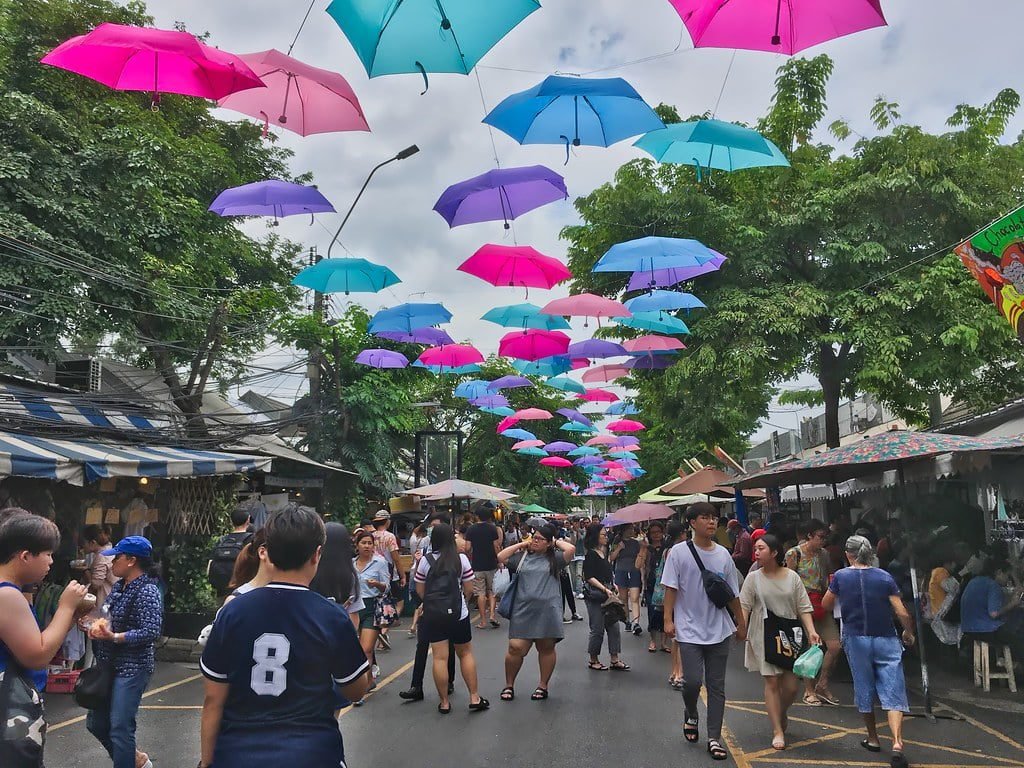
top-left (251, 633), bottom-right (290, 696)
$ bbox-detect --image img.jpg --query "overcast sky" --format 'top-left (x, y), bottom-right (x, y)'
top-left (143, 0), bottom-right (1024, 444)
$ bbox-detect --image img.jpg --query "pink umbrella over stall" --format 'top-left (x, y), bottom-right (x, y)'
top-left (540, 293), bottom-right (631, 327)
top-left (458, 245), bottom-right (571, 294)
top-left (579, 388), bottom-right (620, 402)
top-left (498, 329), bottom-right (570, 361)
top-left (514, 408), bottom-right (553, 421)
top-left (418, 344), bottom-right (484, 370)
top-left (540, 456), bottom-right (573, 468)
top-left (607, 419), bottom-right (646, 432)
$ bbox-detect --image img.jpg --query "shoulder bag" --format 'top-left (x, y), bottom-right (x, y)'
top-left (74, 583), bottom-right (144, 710)
top-left (496, 554), bottom-right (523, 620)
top-left (755, 571), bottom-right (804, 670)
top-left (687, 541), bottom-right (736, 609)
top-left (0, 655), bottom-right (45, 768)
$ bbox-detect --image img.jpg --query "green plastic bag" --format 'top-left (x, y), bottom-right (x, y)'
top-left (793, 645), bottom-right (824, 680)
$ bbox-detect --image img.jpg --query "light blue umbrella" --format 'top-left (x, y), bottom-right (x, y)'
top-left (544, 376), bottom-right (585, 395)
top-left (613, 311), bottom-right (689, 335)
top-left (561, 422), bottom-right (597, 434)
top-left (483, 75), bottom-right (664, 160)
top-left (606, 401), bottom-right (639, 416)
top-left (624, 290), bottom-right (706, 314)
top-left (327, 0), bottom-right (540, 89)
top-left (635, 119), bottom-right (789, 180)
top-left (594, 236), bottom-right (719, 275)
top-left (455, 379), bottom-right (489, 399)
top-left (502, 428), bottom-right (537, 441)
top-left (482, 406), bottom-right (516, 417)
top-left (516, 447), bottom-right (549, 457)
top-left (369, 302), bottom-right (452, 333)
top-left (568, 446), bottom-right (601, 457)
top-left (293, 257), bottom-right (400, 296)
top-left (482, 303), bottom-right (571, 331)
top-left (513, 356), bottom-right (572, 377)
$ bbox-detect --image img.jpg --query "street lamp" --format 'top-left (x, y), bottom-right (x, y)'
top-left (325, 144), bottom-right (420, 259)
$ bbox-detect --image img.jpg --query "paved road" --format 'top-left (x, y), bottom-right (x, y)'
top-left (45, 615), bottom-right (1024, 768)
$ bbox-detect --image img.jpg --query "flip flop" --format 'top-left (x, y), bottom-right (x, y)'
top-left (816, 689), bottom-right (840, 706)
top-left (588, 661), bottom-right (608, 671)
top-left (860, 740), bottom-right (882, 753)
top-left (802, 693), bottom-right (822, 706)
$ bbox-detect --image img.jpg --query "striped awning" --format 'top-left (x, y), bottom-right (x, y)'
top-left (0, 431), bottom-right (271, 486)
top-left (0, 385), bottom-right (172, 435)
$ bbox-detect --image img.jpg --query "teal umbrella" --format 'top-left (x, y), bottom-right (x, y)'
top-left (614, 311), bottom-right (689, 335)
top-left (516, 447), bottom-right (549, 457)
top-left (292, 257), bottom-right (400, 296)
top-left (482, 303), bottom-right (571, 331)
top-left (560, 421), bottom-right (597, 433)
top-left (513, 356), bottom-right (572, 377)
top-left (635, 119), bottom-right (789, 180)
top-left (568, 446), bottom-right (601, 457)
top-left (482, 406), bottom-right (516, 417)
top-left (544, 375), bottom-right (585, 394)
top-left (412, 361), bottom-right (481, 375)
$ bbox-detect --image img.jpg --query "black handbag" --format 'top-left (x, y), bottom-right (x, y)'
top-left (73, 660), bottom-right (115, 710)
top-left (687, 541), bottom-right (736, 609)
top-left (0, 657), bottom-right (45, 768)
top-left (753, 572), bottom-right (804, 670)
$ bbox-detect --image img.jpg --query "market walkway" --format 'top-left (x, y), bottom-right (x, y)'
top-left (44, 619), bottom-right (1024, 768)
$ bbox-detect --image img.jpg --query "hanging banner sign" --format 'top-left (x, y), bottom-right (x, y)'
top-left (954, 204), bottom-right (1024, 342)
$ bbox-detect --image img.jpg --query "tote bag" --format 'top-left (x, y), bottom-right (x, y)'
top-left (0, 657), bottom-right (45, 768)
top-left (755, 572), bottom-right (804, 671)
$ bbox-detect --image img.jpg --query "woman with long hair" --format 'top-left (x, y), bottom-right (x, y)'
top-left (582, 523), bottom-right (629, 672)
top-left (414, 524), bottom-right (488, 714)
top-left (497, 522), bottom-right (575, 701)
top-left (311, 523), bottom-right (361, 623)
top-left (223, 529), bottom-right (270, 605)
top-left (651, 521), bottom-right (686, 687)
top-left (739, 534), bottom-right (820, 751)
top-left (353, 530), bottom-right (390, 704)
top-left (610, 523), bottom-right (644, 635)
top-left (638, 521), bottom-right (670, 653)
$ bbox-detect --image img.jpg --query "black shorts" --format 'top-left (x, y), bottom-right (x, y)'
top-left (419, 615), bottom-right (472, 645)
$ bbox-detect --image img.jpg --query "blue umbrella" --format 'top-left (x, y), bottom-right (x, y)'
top-left (635, 119), bottom-right (789, 180)
top-left (614, 311), bottom-right (689, 335)
top-left (606, 401), bottom-right (639, 416)
top-left (369, 302), bottom-right (452, 333)
top-left (594, 236), bottom-right (719, 275)
top-left (544, 376), bottom-right (585, 395)
top-left (484, 75), bottom-right (664, 162)
top-left (513, 356), bottom-right (572, 377)
top-left (482, 303), bottom-right (571, 331)
top-left (327, 0), bottom-right (540, 91)
top-left (455, 379), bottom-right (489, 399)
top-left (293, 257), bottom-right (400, 296)
top-left (482, 406), bottom-right (516, 417)
top-left (502, 428), bottom-right (537, 441)
top-left (624, 290), bottom-right (707, 314)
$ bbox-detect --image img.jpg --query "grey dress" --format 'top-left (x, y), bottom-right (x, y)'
top-left (509, 553), bottom-right (567, 641)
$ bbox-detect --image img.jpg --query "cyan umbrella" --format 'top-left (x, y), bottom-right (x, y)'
top-left (544, 376), bottom-right (585, 395)
top-left (568, 446), bottom-right (600, 457)
top-left (512, 356), bottom-right (572, 377)
top-left (516, 447), bottom-right (549, 457)
top-left (561, 421), bottom-right (597, 434)
top-left (369, 302), bottom-right (452, 333)
top-left (293, 257), bottom-right (400, 295)
top-left (482, 406), bottom-right (516, 417)
top-left (327, 0), bottom-right (540, 89)
top-left (613, 311), bottom-right (690, 335)
top-left (482, 303), bottom-right (571, 331)
top-left (594, 236), bottom-right (719, 275)
top-left (624, 290), bottom-right (706, 314)
top-left (412, 361), bottom-right (481, 375)
top-left (634, 119), bottom-right (789, 180)
top-left (502, 428), bottom-right (537, 441)
top-left (483, 75), bottom-right (664, 161)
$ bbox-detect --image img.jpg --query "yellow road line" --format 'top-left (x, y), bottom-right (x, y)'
top-left (700, 688), bottom-right (752, 768)
top-left (726, 701), bottom-right (858, 733)
top-left (745, 729), bottom-right (858, 760)
top-left (337, 660), bottom-right (415, 719)
top-left (49, 673), bottom-right (202, 732)
top-left (942, 703), bottom-right (1024, 756)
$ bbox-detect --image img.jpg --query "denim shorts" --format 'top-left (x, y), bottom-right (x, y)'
top-left (614, 569), bottom-right (642, 589)
top-left (842, 635), bottom-right (909, 714)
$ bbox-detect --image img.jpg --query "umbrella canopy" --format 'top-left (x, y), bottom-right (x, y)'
top-left (499, 329), bottom-right (570, 361)
top-left (513, 356), bottom-right (572, 377)
top-left (734, 430), bottom-right (1024, 488)
top-left (497, 416), bottom-right (520, 433)
top-left (216, 49), bottom-right (369, 136)
top-left (540, 456), bottom-right (573, 468)
top-left (614, 312), bottom-right (689, 335)
top-left (574, 456), bottom-right (603, 467)
top-left (454, 379), bottom-right (490, 399)
top-left (626, 252), bottom-right (727, 291)
top-left (518, 503), bottom-right (555, 514)
top-left (586, 435), bottom-right (619, 447)
top-left (612, 435), bottom-right (640, 446)
top-left (211, 180), bottom-right (335, 220)
top-left (418, 344), bottom-right (484, 369)
top-left (355, 349), bottom-right (408, 368)
top-left (293, 256), bottom-right (399, 295)
top-left (544, 376), bottom-right (586, 394)
top-left (483, 406), bottom-right (517, 417)
top-left (516, 447), bottom-right (549, 457)
top-left (556, 408), bottom-right (593, 427)
top-left (569, 446), bottom-right (600, 456)
top-left (582, 364), bottom-right (632, 384)
top-left (635, 119), bottom-right (789, 176)
top-left (501, 428), bottom-right (537, 441)
top-left (41, 23), bottom-right (265, 102)
top-left (512, 439), bottom-right (545, 450)
top-left (608, 419), bottom-right (645, 432)
top-left (567, 339), bottom-right (627, 359)
top-left (483, 75), bottom-right (664, 149)
top-left (414, 362), bottom-right (481, 375)
top-left (369, 302), bottom-right (452, 333)
top-left (406, 478), bottom-right (516, 501)
top-left (470, 394), bottom-right (510, 408)
top-left (626, 356), bottom-right (676, 370)
top-left (602, 502), bottom-right (673, 526)
top-left (482, 303), bottom-right (571, 331)
top-left (541, 293), bottom-right (631, 321)
top-left (667, 0), bottom-right (887, 56)
top-left (327, 0), bottom-right (540, 78)
top-left (434, 166), bottom-right (567, 229)
top-left (375, 327), bottom-right (455, 345)
top-left (622, 335), bottom-right (686, 354)
top-left (544, 441), bottom-right (577, 453)
top-left (561, 422), bottom-right (597, 434)
top-left (579, 388), bottom-right (620, 403)
top-left (624, 291), bottom-right (706, 314)
top-left (459, 245), bottom-right (571, 290)
top-left (514, 408), bottom-right (553, 421)
top-left (595, 236), bottom-right (720, 275)
top-left (487, 375), bottom-right (533, 390)
top-left (606, 401), bottom-right (640, 415)
top-left (608, 450), bottom-right (638, 459)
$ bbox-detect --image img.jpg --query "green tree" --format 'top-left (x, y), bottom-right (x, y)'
top-left (564, 56), bottom-right (1024, 451)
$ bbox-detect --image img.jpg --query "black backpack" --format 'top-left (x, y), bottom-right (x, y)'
top-left (208, 532), bottom-right (252, 594)
top-left (422, 553), bottom-right (462, 624)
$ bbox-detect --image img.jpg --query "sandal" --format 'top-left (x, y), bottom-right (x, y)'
top-left (661, 646), bottom-right (673, 653)
top-left (531, 687), bottom-right (548, 700)
top-left (816, 688), bottom-right (840, 706)
top-left (468, 697), bottom-right (490, 712)
top-left (490, 619), bottom-right (500, 628)
top-left (437, 703), bottom-right (451, 715)
top-left (500, 687), bottom-right (515, 701)
top-left (860, 740), bottom-right (882, 753)
top-left (802, 693), bottom-right (822, 706)
top-left (772, 736), bottom-right (786, 751)
top-left (588, 660), bottom-right (608, 671)
top-left (683, 714), bottom-right (699, 743)
top-left (648, 644), bottom-right (658, 653)
top-left (708, 739), bottom-right (728, 761)
top-left (609, 661), bottom-right (631, 671)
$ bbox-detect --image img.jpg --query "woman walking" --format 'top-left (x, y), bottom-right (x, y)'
top-left (638, 522), bottom-right (671, 653)
top-left (582, 523), bottom-right (629, 672)
top-left (353, 530), bottom-right (390, 704)
top-left (86, 536), bottom-right (163, 768)
top-left (739, 534), bottom-right (820, 751)
top-left (497, 523), bottom-right (576, 701)
top-left (650, 521), bottom-right (686, 688)
top-left (414, 524), bottom-right (489, 714)
top-left (610, 523), bottom-right (644, 635)
top-left (823, 536), bottom-right (915, 768)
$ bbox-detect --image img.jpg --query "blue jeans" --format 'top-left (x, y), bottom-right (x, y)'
top-left (842, 635), bottom-right (909, 714)
top-left (86, 669), bottom-right (152, 768)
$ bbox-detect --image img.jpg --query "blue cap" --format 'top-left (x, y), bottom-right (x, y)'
top-left (101, 536), bottom-right (152, 559)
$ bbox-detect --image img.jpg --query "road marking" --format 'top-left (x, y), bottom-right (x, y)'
top-left (942, 702), bottom-right (1024, 756)
top-left (140, 705), bottom-right (203, 711)
top-left (49, 674), bottom-right (202, 732)
top-left (337, 660), bottom-right (415, 719)
top-left (700, 688), bottom-right (752, 768)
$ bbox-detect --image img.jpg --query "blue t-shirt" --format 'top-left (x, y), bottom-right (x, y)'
top-left (201, 583), bottom-right (369, 768)
top-left (0, 582), bottom-right (47, 691)
top-left (960, 576), bottom-right (1005, 634)
top-left (828, 567), bottom-right (899, 637)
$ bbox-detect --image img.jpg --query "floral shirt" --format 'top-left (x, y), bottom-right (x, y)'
top-left (94, 575), bottom-right (163, 677)
top-left (785, 545), bottom-right (829, 594)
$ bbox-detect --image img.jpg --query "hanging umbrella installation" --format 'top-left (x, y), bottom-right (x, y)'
top-left (210, 181), bottom-right (336, 222)
top-left (414, 362), bottom-right (481, 375)
top-left (595, 236), bottom-right (719, 277)
top-left (454, 379), bottom-right (490, 399)
top-left (622, 335), bottom-right (686, 354)
top-left (561, 422), bottom-right (597, 434)
top-left (582, 364), bottom-right (632, 384)
top-left (375, 327), bottom-right (455, 345)
top-left (567, 339), bottom-right (627, 359)
top-left (470, 394), bottom-right (511, 408)
top-left (517, 447), bottom-right (549, 457)
top-left (543, 441), bottom-right (577, 453)
top-left (540, 456), bottom-right (573, 468)
top-left (606, 401), bottom-right (640, 415)
top-left (614, 312), bottom-right (690, 335)
top-left (544, 376), bottom-right (585, 394)
top-left (514, 408), bottom-right (553, 421)
top-left (556, 408), bottom-right (593, 426)
top-left (624, 290), bottom-right (707, 314)
top-left (483, 406), bottom-right (516, 417)
top-left (569, 446), bottom-right (601, 457)
top-left (513, 356), bottom-right (572, 377)
top-left (418, 344), bottom-right (484, 370)
top-left (579, 388), bottom-right (620, 403)
top-left (512, 440), bottom-right (545, 450)
top-left (434, 166), bottom-right (568, 229)
top-left (459, 245), bottom-right (571, 294)
top-left (635, 119), bottom-right (789, 179)
top-left (501, 428), bottom-right (537, 441)
top-left (369, 303), bottom-right (453, 333)
top-left (293, 257), bottom-right (399, 295)
top-left (498, 330), bottom-right (570, 361)
top-left (482, 303), bottom-right (571, 331)
top-left (608, 419), bottom-right (646, 432)
top-left (354, 349), bottom-right (408, 368)
top-left (627, 356), bottom-right (676, 370)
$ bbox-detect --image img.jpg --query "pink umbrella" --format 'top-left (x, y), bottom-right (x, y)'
top-left (496, 416), bottom-right (521, 433)
top-left (586, 435), bottom-right (619, 447)
top-left (622, 335), bottom-right (686, 354)
top-left (458, 245), bottom-right (571, 293)
top-left (601, 460), bottom-right (625, 469)
top-left (512, 439), bottom-right (545, 450)
top-left (418, 344), bottom-right (484, 369)
top-left (498, 330), bottom-right (570, 361)
top-left (582, 364), bottom-right (631, 384)
top-left (603, 502), bottom-right (673, 525)
top-left (608, 419), bottom-right (646, 432)
top-left (540, 293), bottom-right (631, 327)
top-left (667, 0), bottom-right (887, 56)
top-left (610, 445), bottom-right (642, 453)
top-left (514, 408), bottom-right (553, 420)
top-left (608, 468), bottom-right (633, 482)
top-left (217, 49), bottom-right (369, 137)
top-left (540, 456), bottom-right (573, 468)
top-left (571, 358), bottom-right (591, 370)
top-left (41, 23), bottom-right (265, 106)
top-left (579, 388), bottom-right (620, 403)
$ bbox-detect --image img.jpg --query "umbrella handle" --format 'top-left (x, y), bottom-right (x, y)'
top-left (416, 62), bottom-right (429, 95)
top-left (259, 111), bottom-right (270, 139)
top-left (560, 135), bottom-right (571, 165)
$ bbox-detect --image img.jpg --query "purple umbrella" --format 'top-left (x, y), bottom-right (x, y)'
top-left (355, 349), bottom-right (408, 369)
top-left (612, 436), bottom-right (640, 447)
top-left (626, 252), bottom-right (727, 290)
top-left (374, 327), bottom-right (455, 345)
top-left (470, 394), bottom-right (511, 408)
top-left (209, 180), bottom-right (335, 221)
top-left (567, 339), bottom-right (627, 359)
top-left (556, 408), bottom-right (593, 427)
top-left (544, 441), bottom-right (578, 453)
top-left (626, 355), bottom-right (675, 370)
top-left (574, 455), bottom-right (603, 466)
top-left (487, 375), bottom-right (534, 391)
top-left (433, 165), bottom-right (568, 229)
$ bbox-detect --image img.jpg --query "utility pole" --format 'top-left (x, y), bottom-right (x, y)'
top-left (308, 245), bottom-right (322, 416)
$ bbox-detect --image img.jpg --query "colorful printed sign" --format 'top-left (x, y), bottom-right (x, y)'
top-left (955, 204), bottom-right (1024, 341)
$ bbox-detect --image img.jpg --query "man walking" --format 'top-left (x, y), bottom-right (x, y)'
top-left (465, 505), bottom-right (502, 629)
top-left (662, 502), bottom-right (746, 762)
top-left (207, 508), bottom-right (253, 600)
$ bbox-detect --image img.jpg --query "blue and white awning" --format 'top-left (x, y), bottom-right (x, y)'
top-left (0, 385), bottom-right (172, 435)
top-left (0, 431), bottom-right (272, 486)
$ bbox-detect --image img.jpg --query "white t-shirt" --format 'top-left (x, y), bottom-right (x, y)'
top-left (414, 551), bottom-right (474, 620)
top-left (661, 540), bottom-right (741, 645)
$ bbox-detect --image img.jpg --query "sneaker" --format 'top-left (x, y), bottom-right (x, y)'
top-left (572, 614), bottom-right (584, 621)
top-left (563, 616), bottom-right (574, 624)
top-left (399, 687), bottom-right (425, 701)
top-left (632, 623), bottom-right (643, 636)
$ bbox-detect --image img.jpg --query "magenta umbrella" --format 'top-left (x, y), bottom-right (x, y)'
top-left (667, 0), bottom-right (887, 55)
top-left (608, 419), bottom-right (646, 432)
top-left (579, 388), bottom-right (620, 403)
top-left (540, 456), bottom-right (573, 468)
top-left (498, 329), bottom-right (570, 361)
top-left (458, 245), bottom-right (571, 293)
top-left (41, 23), bottom-right (264, 106)
top-left (418, 344), bottom-right (484, 370)
top-left (355, 349), bottom-right (408, 369)
top-left (217, 49), bottom-right (369, 137)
